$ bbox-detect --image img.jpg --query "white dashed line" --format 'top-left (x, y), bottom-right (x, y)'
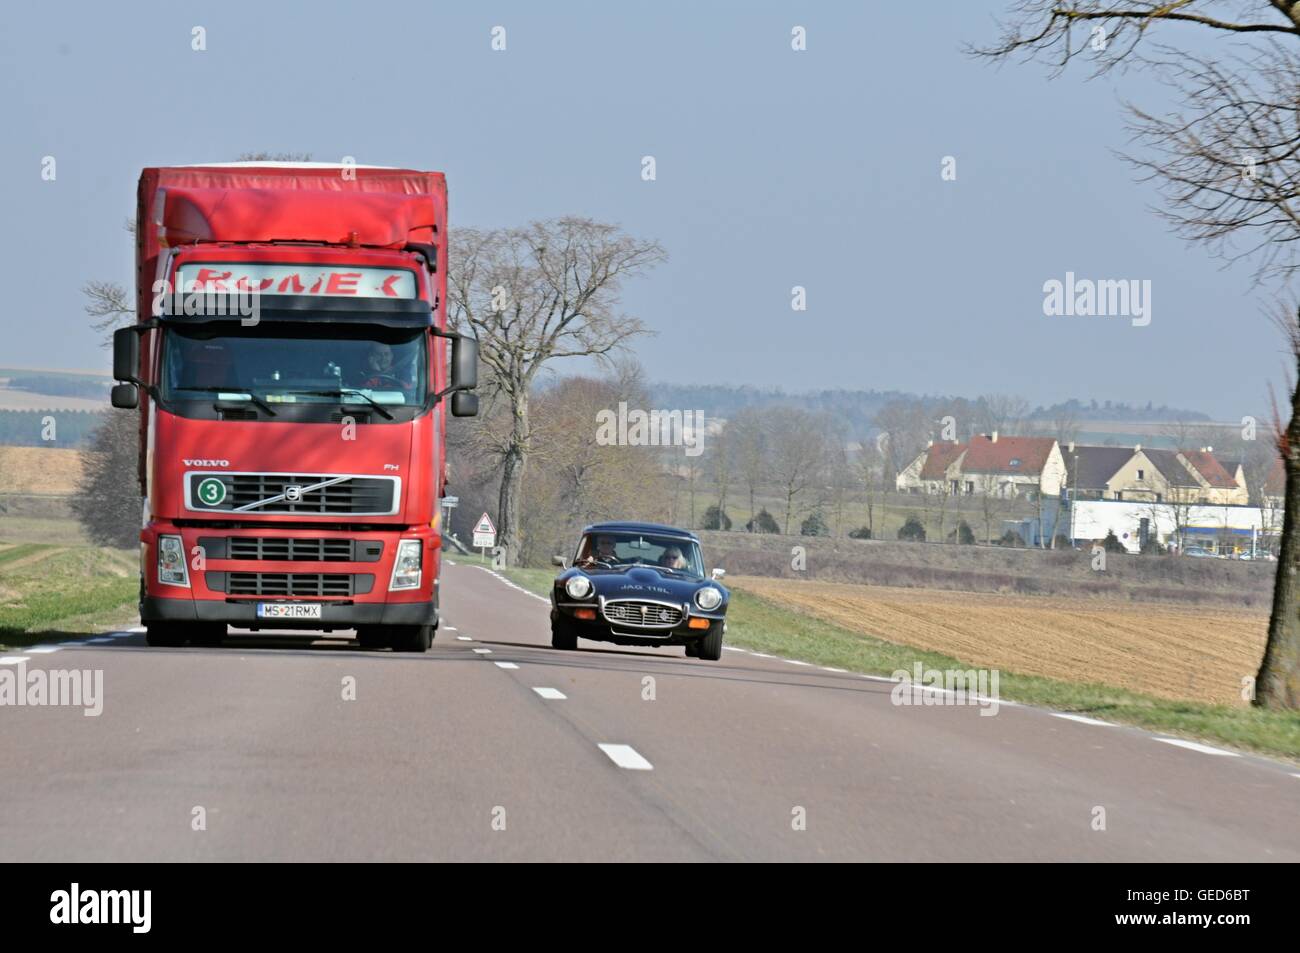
top-left (472, 648), bottom-right (492, 655)
top-left (474, 566), bottom-right (550, 603)
top-left (822, 667), bottom-right (848, 673)
top-left (1155, 738), bottom-right (1240, 757)
top-left (753, 653), bottom-right (774, 659)
top-left (598, 744), bottom-right (653, 771)
top-left (785, 660), bottom-right (813, 667)
top-left (446, 560), bottom-right (457, 566)
top-left (532, 687), bottom-right (566, 700)
top-left (444, 626), bottom-right (458, 631)
top-left (723, 646), bottom-right (746, 652)
top-left (494, 661), bottom-right (519, 670)
top-left (456, 636), bottom-right (472, 641)
top-left (1, 656), bottom-right (31, 665)
top-left (25, 646), bottom-right (59, 654)
top-left (1052, 713), bottom-right (1114, 727)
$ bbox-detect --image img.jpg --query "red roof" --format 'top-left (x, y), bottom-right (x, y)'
top-left (919, 442), bottom-right (965, 480)
top-left (960, 435), bottom-right (1056, 476)
top-left (1180, 450), bottom-right (1239, 490)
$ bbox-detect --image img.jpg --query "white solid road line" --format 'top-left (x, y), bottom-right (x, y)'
top-left (472, 648), bottom-right (492, 655)
top-left (0, 656), bottom-right (31, 665)
top-left (1155, 738), bottom-right (1241, 757)
top-left (532, 687), bottom-right (567, 700)
top-left (494, 661), bottom-right (519, 670)
top-left (26, 646), bottom-right (59, 654)
top-left (1052, 713), bottom-right (1115, 727)
top-left (822, 666), bottom-right (848, 673)
top-left (597, 744), bottom-right (654, 771)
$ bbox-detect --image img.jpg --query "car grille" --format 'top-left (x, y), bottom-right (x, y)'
top-left (229, 537), bottom-right (355, 561)
top-left (602, 600), bottom-right (683, 628)
top-left (219, 572), bottom-right (373, 597)
top-left (188, 473), bottom-right (398, 515)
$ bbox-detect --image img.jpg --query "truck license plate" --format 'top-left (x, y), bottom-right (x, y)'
top-left (256, 603), bottom-right (323, 620)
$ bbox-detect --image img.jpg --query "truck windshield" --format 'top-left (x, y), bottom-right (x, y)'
top-left (161, 325), bottom-right (427, 406)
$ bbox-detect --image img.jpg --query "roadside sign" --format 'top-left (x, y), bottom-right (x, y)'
top-left (442, 495), bottom-right (459, 508)
top-left (473, 512), bottom-right (497, 549)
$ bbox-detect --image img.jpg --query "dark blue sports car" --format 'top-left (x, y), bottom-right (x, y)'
top-left (550, 522), bottom-right (730, 660)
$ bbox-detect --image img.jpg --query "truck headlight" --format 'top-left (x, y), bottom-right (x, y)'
top-left (695, 586), bottom-right (722, 611)
top-left (158, 535), bottom-right (189, 587)
top-left (390, 539), bottom-right (423, 590)
top-left (565, 575), bottom-right (592, 599)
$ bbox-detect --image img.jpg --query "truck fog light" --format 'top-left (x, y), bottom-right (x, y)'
top-left (158, 535), bottom-right (190, 588)
top-left (390, 539), bottom-right (423, 590)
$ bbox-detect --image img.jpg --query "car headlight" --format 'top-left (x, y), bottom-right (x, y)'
top-left (565, 575), bottom-right (592, 599)
top-left (695, 586), bottom-right (722, 611)
top-left (158, 534), bottom-right (189, 587)
top-left (390, 539), bottom-right (423, 590)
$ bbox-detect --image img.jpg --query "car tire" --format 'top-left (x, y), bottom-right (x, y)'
top-left (684, 640), bottom-right (700, 658)
top-left (551, 618), bottom-right (578, 651)
top-left (697, 621), bottom-right (724, 661)
top-left (145, 623), bottom-right (186, 647)
top-left (390, 624), bottom-right (433, 653)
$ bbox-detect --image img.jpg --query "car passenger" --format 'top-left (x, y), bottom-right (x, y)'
top-left (659, 545), bottom-right (687, 570)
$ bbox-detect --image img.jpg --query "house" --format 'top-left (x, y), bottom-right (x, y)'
top-left (1060, 444), bottom-right (1138, 500)
top-left (1262, 456), bottom-right (1285, 510)
top-left (958, 433), bottom-right (1065, 499)
top-left (1140, 448), bottom-right (1209, 504)
top-left (1179, 449), bottom-right (1249, 505)
top-left (894, 440), bottom-right (966, 494)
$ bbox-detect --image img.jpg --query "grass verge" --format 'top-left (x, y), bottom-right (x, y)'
top-left (0, 544), bottom-right (138, 648)
top-left (489, 560), bottom-right (1300, 762)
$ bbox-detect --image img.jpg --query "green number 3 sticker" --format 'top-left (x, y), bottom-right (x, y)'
top-left (197, 478), bottom-right (227, 506)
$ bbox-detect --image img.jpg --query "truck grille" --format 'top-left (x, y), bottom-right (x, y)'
top-left (218, 572), bottom-right (374, 597)
top-left (229, 537), bottom-right (355, 561)
top-left (602, 600), bottom-right (683, 628)
top-left (187, 473), bottom-right (398, 515)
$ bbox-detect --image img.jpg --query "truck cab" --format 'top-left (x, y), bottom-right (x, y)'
top-left (110, 164), bottom-right (477, 652)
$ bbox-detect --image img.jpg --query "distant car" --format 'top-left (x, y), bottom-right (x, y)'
top-left (549, 522), bottom-right (730, 660)
top-left (1184, 546), bottom-right (1217, 558)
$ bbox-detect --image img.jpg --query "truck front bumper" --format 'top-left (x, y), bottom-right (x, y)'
top-left (142, 595), bottom-right (437, 630)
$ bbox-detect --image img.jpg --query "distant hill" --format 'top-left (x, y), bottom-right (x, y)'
top-left (654, 383), bottom-right (1211, 435)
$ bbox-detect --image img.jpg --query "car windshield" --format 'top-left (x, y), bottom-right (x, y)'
top-left (575, 533), bottom-right (705, 577)
top-left (161, 324), bottom-right (427, 405)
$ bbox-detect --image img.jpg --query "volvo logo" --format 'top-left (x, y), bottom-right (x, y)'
top-left (284, 485), bottom-right (304, 502)
top-left (184, 459), bottom-right (230, 467)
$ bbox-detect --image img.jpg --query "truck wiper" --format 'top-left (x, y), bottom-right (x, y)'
top-left (179, 385), bottom-right (277, 417)
top-left (286, 389), bottom-right (395, 420)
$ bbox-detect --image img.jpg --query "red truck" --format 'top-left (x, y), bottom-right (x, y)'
top-left (109, 163), bottom-right (478, 652)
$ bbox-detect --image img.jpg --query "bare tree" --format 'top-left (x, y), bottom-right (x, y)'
top-left (767, 408), bottom-right (831, 534)
top-left (83, 281), bottom-right (132, 349)
top-left (974, 1), bottom-right (1300, 707)
top-left (975, 393), bottom-right (1030, 437)
top-left (448, 218), bottom-right (666, 565)
top-left (729, 407), bottom-right (768, 531)
top-left (71, 411), bottom-right (141, 548)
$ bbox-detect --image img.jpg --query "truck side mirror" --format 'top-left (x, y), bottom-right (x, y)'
top-left (113, 327), bottom-right (139, 383)
top-left (111, 383), bottom-right (139, 409)
top-left (450, 334), bottom-right (478, 391)
top-left (450, 391), bottom-right (478, 418)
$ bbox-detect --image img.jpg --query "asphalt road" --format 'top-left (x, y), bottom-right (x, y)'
top-left (2, 559), bottom-right (1298, 861)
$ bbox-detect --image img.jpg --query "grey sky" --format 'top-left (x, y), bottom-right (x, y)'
top-left (0, 1), bottom-right (1284, 420)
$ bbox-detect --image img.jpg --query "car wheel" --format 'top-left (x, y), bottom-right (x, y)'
top-left (145, 623), bottom-right (186, 647)
top-left (684, 640), bottom-right (700, 658)
top-left (551, 618), bottom-right (578, 651)
top-left (697, 621), bottom-right (724, 661)
top-left (390, 625), bottom-right (433, 653)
